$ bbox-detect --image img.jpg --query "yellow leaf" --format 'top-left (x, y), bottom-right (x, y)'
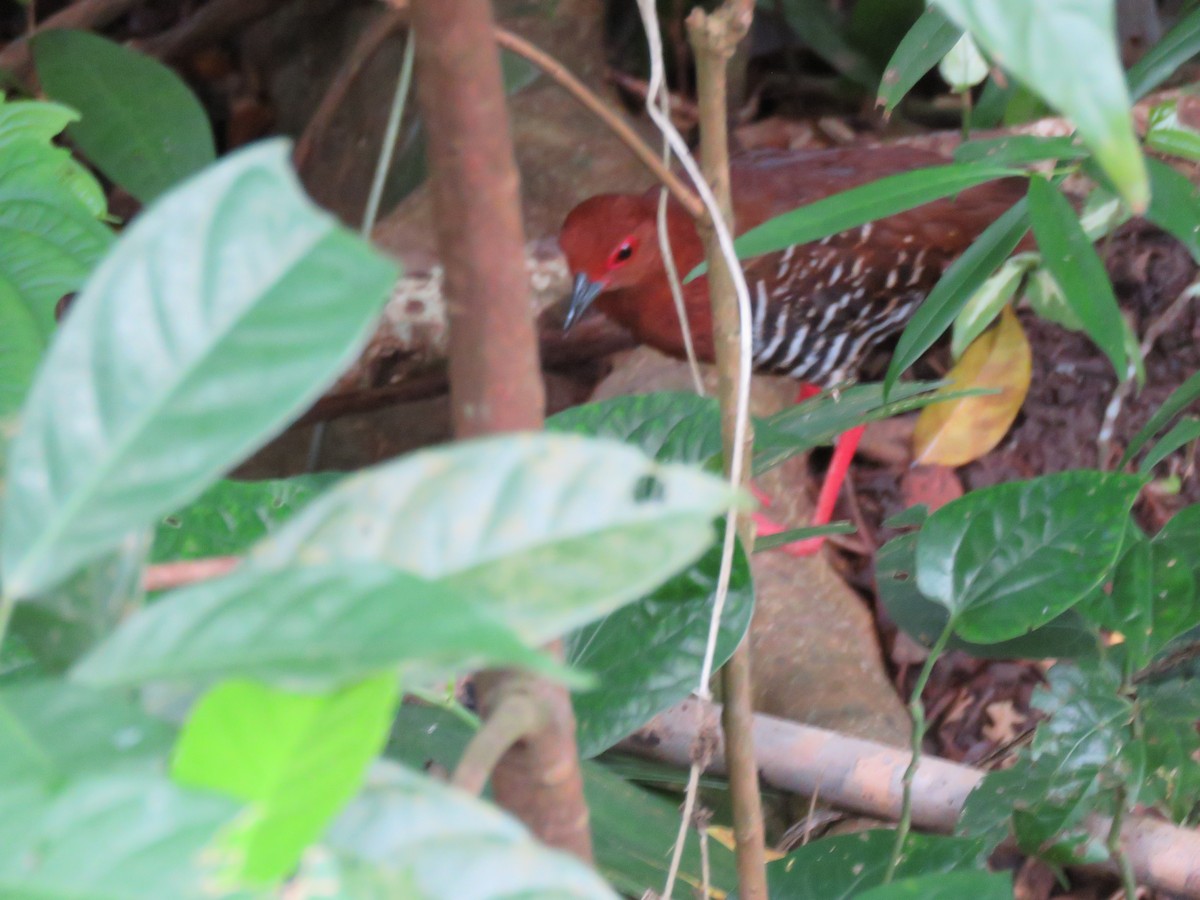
top-left (913, 305), bottom-right (1032, 466)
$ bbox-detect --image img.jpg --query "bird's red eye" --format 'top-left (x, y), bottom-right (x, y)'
top-left (607, 238), bottom-right (637, 269)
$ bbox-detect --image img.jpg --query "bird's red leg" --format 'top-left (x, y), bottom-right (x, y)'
top-left (753, 383), bottom-right (862, 557)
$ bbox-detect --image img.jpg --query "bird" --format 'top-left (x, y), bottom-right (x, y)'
top-left (558, 144), bottom-right (1027, 554)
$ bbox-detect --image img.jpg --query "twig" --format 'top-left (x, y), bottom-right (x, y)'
top-left (690, 0), bottom-right (763, 870)
top-left (0, 0), bottom-right (142, 81)
top-left (362, 31), bottom-right (416, 237)
top-left (451, 687), bottom-right (547, 796)
top-left (294, 8), bottom-right (406, 173)
top-left (1099, 279), bottom-right (1200, 467)
top-left (142, 556), bottom-right (239, 592)
top-left (492, 26), bottom-right (704, 222)
top-left (672, 1), bottom-right (767, 898)
top-left (137, 0), bottom-right (293, 62)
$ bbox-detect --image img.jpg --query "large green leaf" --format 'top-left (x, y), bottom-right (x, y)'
top-left (1028, 176), bottom-right (1131, 380)
top-left (876, 6), bottom-right (963, 113)
top-left (33, 30), bottom-right (216, 203)
top-left (71, 562), bottom-right (565, 689)
top-left (1127, 4), bottom-right (1200, 101)
top-left (758, 381), bottom-right (980, 470)
top-left (953, 135), bottom-right (1088, 168)
top-left (0, 773), bottom-right (239, 898)
top-left (324, 760), bottom-right (618, 899)
top-left (1079, 524), bottom-right (1200, 673)
top-left (856, 871), bottom-right (1011, 900)
top-left (915, 471), bottom-right (1143, 643)
top-left (0, 96), bottom-right (111, 422)
top-left (933, 0), bottom-right (1147, 210)
top-left (9, 534), bottom-right (149, 672)
top-left (1, 140), bottom-right (399, 600)
top-left (250, 433), bottom-right (736, 643)
top-left (172, 675), bottom-right (397, 884)
top-left (385, 704), bottom-right (735, 898)
top-left (567, 538), bottom-right (753, 758)
top-left (877, 530), bottom-right (1098, 660)
top-left (0, 680), bottom-right (173, 784)
top-left (766, 830), bottom-right (986, 900)
top-left (547, 391), bottom-right (722, 466)
top-left (884, 197), bottom-right (1028, 395)
top-left (152, 474), bottom-right (338, 563)
top-left (707, 163), bottom-right (1016, 271)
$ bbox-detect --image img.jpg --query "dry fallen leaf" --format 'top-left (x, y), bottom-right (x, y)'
top-left (982, 699), bottom-right (1027, 744)
top-left (912, 304), bottom-right (1032, 466)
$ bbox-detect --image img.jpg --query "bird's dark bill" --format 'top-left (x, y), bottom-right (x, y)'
top-left (564, 273), bottom-right (604, 332)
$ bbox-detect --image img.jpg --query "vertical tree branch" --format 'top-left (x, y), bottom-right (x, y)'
top-left (686, 3), bottom-right (768, 899)
top-left (408, 0), bottom-right (592, 861)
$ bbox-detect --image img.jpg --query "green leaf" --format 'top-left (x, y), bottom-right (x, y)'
top-left (9, 534), bottom-right (149, 672)
top-left (1154, 503), bottom-right (1200, 584)
top-left (856, 870), bottom-right (1012, 900)
top-left (717, 163), bottom-right (1017, 271)
top-left (33, 30), bottom-right (216, 203)
top-left (883, 197), bottom-right (1028, 395)
top-left (765, 830), bottom-right (986, 899)
top-left (0, 772), bottom-right (239, 898)
top-left (72, 562), bottom-right (567, 690)
top-left (877, 531), bottom-right (1098, 659)
top-left (1120, 369), bottom-right (1200, 467)
top-left (959, 754), bottom-right (1109, 862)
top-left (949, 254), bottom-right (1031, 359)
top-left (1027, 176), bottom-right (1132, 380)
top-left (547, 391), bottom-right (722, 466)
top-left (1144, 157), bottom-right (1200, 266)
top-left (152, 474), bottom-right (338, 563)
top-left (954, 134), bottom-right (1088, 167)
top-left (1, 140), bottom-right (399, 600)
top-left (567, 538), bottom-right (753, 757)
top-left (755, 520), bottom-right (855, 551)
top-left (877, 5), bottom-right (962, 113)
top-left (933, 0), bottom-right (1148, 210)
top-left (250, 433), bottom-right (736, 643)
top-left (1127, 4), bottom-right (1200, 101)
top-left (0, 96), bottom-right (112, 421)
top-left (324, 760), bottom-right (619, 899)
top-left (0, 680), bottom-right (173, 784)
top-left (1141, 416), bottom-right (1200, 473)
top-left (1136, 678), bottom-right (1200, 821)
top-left (1079, 521), bottom-right (1199, 672)
top-left (916, 471), bottom-right (1143, 643)
top-left (172, 675), bottom-right (397, 884)
top-left (1144, 100), bottom-right (1200, 162)
top-left (1079, 538), bottom-right (1149, 674)
top-left (757, 381), bottom-right (974, 470)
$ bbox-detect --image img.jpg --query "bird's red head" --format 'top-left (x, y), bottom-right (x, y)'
top-left (558, 194), bottom-right (662, 331)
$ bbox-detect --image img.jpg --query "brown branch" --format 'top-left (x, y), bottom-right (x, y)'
top-left (492, 26), bottom-right (705, 222)
top-left (451, 684), bottom-right (547, 795)
top-left (686, 3), bottom-right (767, 899)
top-left (136, 0), bottom-right (294, 63)
top-left (622, 698), bottom-right (1200, 899)
top-left (142, 556), bottom-right (238, 593)
top-left (408, 0), bottom-right (592, 861)
top-left (0, 0), bottom-right (142, 81)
